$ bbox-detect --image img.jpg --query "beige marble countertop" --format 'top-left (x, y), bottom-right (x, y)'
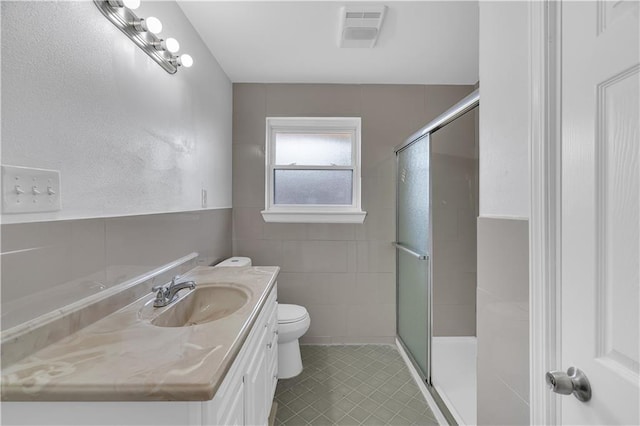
top-left (1, 266), bottom-right (279, 401)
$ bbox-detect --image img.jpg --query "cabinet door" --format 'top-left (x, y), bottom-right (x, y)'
top-left (202, 360), bottom-right (245, 426)
top-left (266, 307), bottom-right (279, 401)
top-left (245, 325), bottom-right (269, 426)
top-left (218, 378), bottom-right (244, 426)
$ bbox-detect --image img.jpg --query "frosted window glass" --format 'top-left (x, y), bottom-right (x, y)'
top-left (275, 133), bottom-right (352, 166)
top-left (274, 170), bottom-right (352, 205)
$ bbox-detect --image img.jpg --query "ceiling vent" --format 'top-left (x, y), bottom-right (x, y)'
top-left (339, 5), bottom-right (387, 48)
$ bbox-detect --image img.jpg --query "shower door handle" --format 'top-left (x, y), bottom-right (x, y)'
top-left (392, 242), bottom-right (428, 260)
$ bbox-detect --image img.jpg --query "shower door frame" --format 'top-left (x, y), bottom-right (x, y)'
top-left (394, 89), bottom-right (479, 425)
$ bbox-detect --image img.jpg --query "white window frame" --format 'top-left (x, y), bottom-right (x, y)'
top-left (261, 117), bottom-right (366, 223)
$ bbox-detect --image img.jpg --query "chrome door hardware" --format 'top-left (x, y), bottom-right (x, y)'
top-left (392, 242), bottom-right (428, 260)
top-left (546, 367), bottom-right (592, 402)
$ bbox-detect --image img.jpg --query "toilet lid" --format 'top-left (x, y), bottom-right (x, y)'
top-left (278, 304), bottom-right (308, 324)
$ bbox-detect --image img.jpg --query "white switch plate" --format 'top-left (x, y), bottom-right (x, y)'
top-left (2, 165), bottom-right (61, 213)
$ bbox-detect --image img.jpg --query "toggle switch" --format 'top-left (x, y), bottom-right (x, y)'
top-left (2, 165), bottom-right (61, 213)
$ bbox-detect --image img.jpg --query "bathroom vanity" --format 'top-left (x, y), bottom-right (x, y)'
top-left (205, 282), bottom-right (279, 425)
top-left (1, 265), bottom-right (279, 426)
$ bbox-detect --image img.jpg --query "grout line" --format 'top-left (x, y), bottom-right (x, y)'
top-left (395, 339), bottom-right (450, 426)
top-left (276, 345), bottom-right (438, 425)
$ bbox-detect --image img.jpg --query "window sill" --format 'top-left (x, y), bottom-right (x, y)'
top-left (261, 210), bottom-right (367, 224)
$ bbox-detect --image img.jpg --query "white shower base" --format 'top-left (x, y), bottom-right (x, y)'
top-left (432, 336), bottom-right (477, 425)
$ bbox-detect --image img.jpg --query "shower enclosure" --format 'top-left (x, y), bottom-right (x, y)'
top-left (394, 89), bottom-right (479, 425)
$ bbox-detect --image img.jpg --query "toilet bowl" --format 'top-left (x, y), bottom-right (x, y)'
top-left (277, 304), bottom-right (310, 379)
top-left (214, 256), bottom-right (310, 379)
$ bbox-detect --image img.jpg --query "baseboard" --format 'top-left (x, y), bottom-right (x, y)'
top-left (395, 338), bottom-right (450, 426)
top-left (300, 336), bottom-right (396, 345)
top-left (268, 402), bottom-right (277, 426)
top-left (432, 336), bottom-right (477, 343)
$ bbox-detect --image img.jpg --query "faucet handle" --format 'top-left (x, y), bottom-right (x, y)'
top-left (171, 275), bottom-right (181, 285)
top-left (151, 283), bottom-right (166, 292)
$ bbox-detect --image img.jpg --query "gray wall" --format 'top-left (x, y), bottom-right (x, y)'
top-left (1, 210), bottom-right (232, 330)
top-left (477, 218), bottom-right (529, 424)
top-left (232, 83), bottom-right (474, 343)
top-left (431, 107), bottom-right (478, 336)
top-left (432, 154), bottom-right (478, 338)
top-left (477, 3), bottom-right (531, 424)
top-left (1, 1), bottom-right (233, 331)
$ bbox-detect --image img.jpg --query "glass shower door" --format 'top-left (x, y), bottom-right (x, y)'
top-left (396, 135), bottom-right (430, 379)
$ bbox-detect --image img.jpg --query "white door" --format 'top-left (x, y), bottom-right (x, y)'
top-left (561, 1), bottom-right (639, 424)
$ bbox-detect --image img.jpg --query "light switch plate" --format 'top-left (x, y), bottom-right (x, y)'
top-left (2, 165), bottom-right (61, 213)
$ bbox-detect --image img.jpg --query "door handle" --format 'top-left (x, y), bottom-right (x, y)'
top-left (546, 367), bottom-right (592, 402)
top-left (392, 242), bottom-right (428, 260)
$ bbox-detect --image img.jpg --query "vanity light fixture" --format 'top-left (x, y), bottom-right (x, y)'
top-left (94, 0), bottom-right (193, 74)
top-left (107, 0), bottom-right (140, 10)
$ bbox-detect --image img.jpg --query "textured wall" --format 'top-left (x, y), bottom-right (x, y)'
top-left (232, 83), bottom-right (474, 343)
top-left (1, 1), bottom-right (232, 224)
top-left (478, 1), bottom-right (530, 219)
top-left (0, 1), bottom-right (234, 331)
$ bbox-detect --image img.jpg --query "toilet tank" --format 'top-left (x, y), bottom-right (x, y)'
top-left (215, 257), bottom-right (252, 267)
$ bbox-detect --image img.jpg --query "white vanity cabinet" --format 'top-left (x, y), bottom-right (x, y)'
top-left (203, 284), bottom-right (278, 426)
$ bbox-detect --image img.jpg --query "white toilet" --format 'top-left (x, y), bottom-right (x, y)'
top-left (214, 256), bottom-right (252, 268)
top-left (214, 256), bottom-right (310, 379)
top-left (277, 303), bottom-right (310, 379)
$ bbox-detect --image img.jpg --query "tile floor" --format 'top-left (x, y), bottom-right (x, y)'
top-left (274, 345), bottom-right (439, 425)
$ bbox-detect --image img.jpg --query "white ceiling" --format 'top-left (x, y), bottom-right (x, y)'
top-left (178, 1), bottom-right (479, 85)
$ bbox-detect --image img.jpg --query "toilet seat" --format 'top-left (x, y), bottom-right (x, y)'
top-left (278, 304), bottom-right (308, 324)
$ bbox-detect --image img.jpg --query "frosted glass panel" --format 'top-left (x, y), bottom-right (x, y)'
top-left (397, 250), bottom-right (429, 376)
top-left (274, 170), bottom-right (352, 205)
top-left (398, 137), bottom-right (430, 253)
top-left (275, 133), bottom-right (352, 166)
top-left (396, 136), bottom-right (430, 379)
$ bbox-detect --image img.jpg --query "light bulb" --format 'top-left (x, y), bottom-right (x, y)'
top-left (135, 17), bottom-right (162, 34)
top-left (164, 38), bottom-right (180, 53)
top-left (144, 17), bottom-right (162, 34)
top-left (122, 0), bottom-right (140, 10)
top-left (179, 54), bottom-right (193, 68)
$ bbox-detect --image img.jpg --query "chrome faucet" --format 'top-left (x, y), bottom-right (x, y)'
top-left (152, 275), bottom-right (196, 307)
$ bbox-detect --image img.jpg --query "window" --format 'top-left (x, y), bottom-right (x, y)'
top-left (262, 117), bottom-right (366, 223)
